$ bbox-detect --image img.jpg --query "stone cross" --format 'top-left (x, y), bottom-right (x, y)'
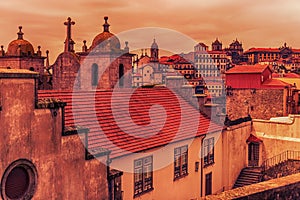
top-left (64, 17), bottom-right (75, 52)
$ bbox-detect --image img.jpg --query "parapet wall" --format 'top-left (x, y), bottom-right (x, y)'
top-left (203, 173), bottom-right (300, 200)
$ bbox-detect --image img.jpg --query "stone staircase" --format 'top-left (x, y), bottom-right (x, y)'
top-left (233, 167), bottom-right (262, 188)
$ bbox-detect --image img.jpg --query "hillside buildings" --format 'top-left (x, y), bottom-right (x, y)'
top-left (0, 16), bottom-right (300, 200)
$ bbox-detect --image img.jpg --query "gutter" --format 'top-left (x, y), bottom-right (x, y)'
top-left (200, 134), bottom-right (206, 197)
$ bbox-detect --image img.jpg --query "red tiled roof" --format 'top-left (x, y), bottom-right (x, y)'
top-left (196, 43), bottom-right (208, 48)
top-left (246, 134), bottom-right (262, 143)
top-left (159, 54), bottom-right (193, 65)
top-left (272, 73), bottom-right (300, 78)
top-left (262, 79), bottom-right (291, 88)
top-left (245, 47), bottom-right (300, 54)
top-left (244, 48), bottom-right (280, 54)
top-left (38, 88), bottom-right (222, 159)
top-left (293, 49), bottom-right (300, 53)
top-left (226, 64), bottom-right (269, 74)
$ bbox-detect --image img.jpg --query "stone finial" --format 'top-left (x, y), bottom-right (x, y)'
top-left (103, 16), bottom-right (110, 32)
top-left (0, 45), bottom-right (4, 56)
top-left (124, 41), bottom-right (129, 53)
top-left (37, 45), bottom-right (41, 56)
top-left (82, 40), bottom-right (87, 52)
top-left (17, 26), bottom-right (24, 39)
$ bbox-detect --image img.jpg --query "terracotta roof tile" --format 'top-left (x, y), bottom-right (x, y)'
top-left (262, 79), bottom-right (291, 88)
top-left (246, 134), bottom-right (262, 143)
top-left (226, 64), bottom-right (269, 74)
top-left (244, 48), bottom-right (280, 54)
top-left (272, 73), bottom-right (300, 78)
top-left (38, 88), bottom-right (222, 159)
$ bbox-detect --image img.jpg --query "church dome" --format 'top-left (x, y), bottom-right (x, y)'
top-left (7, 26), bottom-right (34, 56)
top-left (91, 17), bottom-right (120, 50)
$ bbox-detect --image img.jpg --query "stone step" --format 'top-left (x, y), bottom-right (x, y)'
top-left (240, 175), bottom-right (260, 179)
top-left (233, 167), bottom-right (262, 189)
top-left (241, 172), bottom-right (261, 177)
top-left (235, 179), bottom-right (258, 185)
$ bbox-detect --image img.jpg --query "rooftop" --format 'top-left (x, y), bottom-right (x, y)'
top-left (225, 64), bottom-right (269, 74)
top-left (0, 68), bottom-right (38, 78)
top-left (38, 87), bottom-right (222, 159)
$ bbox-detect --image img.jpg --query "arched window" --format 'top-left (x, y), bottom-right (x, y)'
top-left (29, 67), bottom-right (34, 71)
top-left (119, 64), bottom-right (124, 87)
top-left (91, 64), bottom-right (98, 86)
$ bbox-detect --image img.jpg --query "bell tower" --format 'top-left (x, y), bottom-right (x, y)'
top-left (150, 39), bottom-right (159, 62)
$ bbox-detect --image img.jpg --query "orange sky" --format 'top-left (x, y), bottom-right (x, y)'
top-left (1, 0), bottom-right (300, 63)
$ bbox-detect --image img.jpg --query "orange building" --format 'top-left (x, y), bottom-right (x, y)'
top-left (244, 43), bottom-right (300, 65)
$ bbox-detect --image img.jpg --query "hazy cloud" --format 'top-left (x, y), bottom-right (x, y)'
top-left (0, 0), bottom-right (300, 63)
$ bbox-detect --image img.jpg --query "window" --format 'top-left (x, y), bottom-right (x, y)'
top-left (134, 156), bottom-right (153, 196)
top-left (1, 159), bottom-right (38, 200)
top-left (174, 145), bottom-right (188, 179)
top-left (91, 63), bottom-right (98, 86)
top-left (119, 64), bottom-right (124, 87)
top-left (205, 172), bottom-right (212, 195)
top-left (203, 137), bottom-right (214, 166)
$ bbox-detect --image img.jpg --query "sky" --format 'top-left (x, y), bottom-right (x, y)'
top-left (1, 0), bottom-right (300, 63)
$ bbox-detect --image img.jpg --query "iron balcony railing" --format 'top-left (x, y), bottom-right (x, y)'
top-left (261, 150), bottom-right (300, 172)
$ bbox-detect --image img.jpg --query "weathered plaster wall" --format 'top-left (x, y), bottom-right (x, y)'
top-left (0, 72), bottom-right (108, 199)
top-left (222, 122), bottom-right (252, 190)
top-left (253, 115), bottom-right (300, 160)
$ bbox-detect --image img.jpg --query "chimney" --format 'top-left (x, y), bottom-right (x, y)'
top-left (0, 69), bottom-right (39, 114)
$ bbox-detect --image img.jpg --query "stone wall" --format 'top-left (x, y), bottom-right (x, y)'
top-left (0, 57), bottom-right (45, 75)
top-left (263, 160), bottom-right (300, 181)
top-left (52, 51), bottom-right (133, 90)
top-left (52, 52), bottom-right (81, 90)
top-left (226, 89), bottom-right (285, 120)
top-left (203, 173), bottom-right (300, 200)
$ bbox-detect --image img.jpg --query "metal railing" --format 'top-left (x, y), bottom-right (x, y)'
top-left (261, 150), bottom-right (300, 172)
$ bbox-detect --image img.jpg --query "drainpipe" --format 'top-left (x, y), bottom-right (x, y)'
top-left (107, 155), bottom-right (112, 200)
top-left (200, 135), bottom-right (206, 197)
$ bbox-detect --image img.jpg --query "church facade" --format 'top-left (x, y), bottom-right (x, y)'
top-left (52, 17), bottom-right (134, 90)
top-left (0, 26), bottom-right (51, 89)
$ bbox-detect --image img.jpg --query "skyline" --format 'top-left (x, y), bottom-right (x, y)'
top-left (1, 0), bottom-right (300, 63)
